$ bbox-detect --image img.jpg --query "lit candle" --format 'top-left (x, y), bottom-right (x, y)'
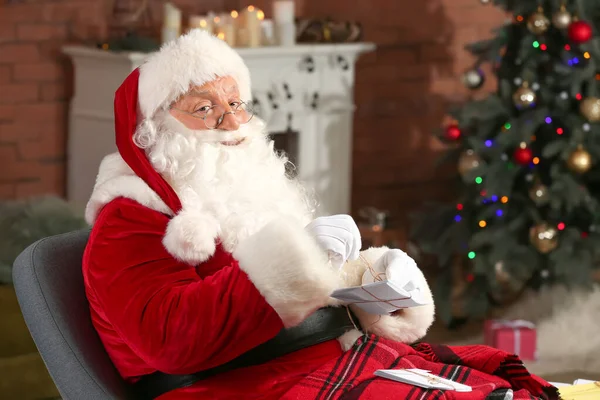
top-left (189, 15), bottom-right (213, 33)
top-left (243, 5), bottom-right (264, 47)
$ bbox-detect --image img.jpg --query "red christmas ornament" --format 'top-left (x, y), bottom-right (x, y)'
top-left (568, 20), bottom-right (593, 44)
top-left (514, 146), bottom-right (533, 165)
top-left (444, 124), bottom-right (462, 141)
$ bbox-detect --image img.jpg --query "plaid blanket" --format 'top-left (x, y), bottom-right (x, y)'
top-left (281, 335), bottom-right (558, 400)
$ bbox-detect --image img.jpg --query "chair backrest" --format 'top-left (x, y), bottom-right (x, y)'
top-left (12, 230), bottom-right (134, 400)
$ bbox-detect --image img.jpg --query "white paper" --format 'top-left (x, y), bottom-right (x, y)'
top-left (330, 280), bottom-right (432, 315)
top-left (375, 369), bottom-right (472, 392)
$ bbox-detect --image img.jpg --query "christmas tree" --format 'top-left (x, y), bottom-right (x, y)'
top-left (410, 0), bottom-right (600, 325)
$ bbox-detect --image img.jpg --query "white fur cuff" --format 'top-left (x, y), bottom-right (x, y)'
top-left (233, 218), bottom-right (341, 328)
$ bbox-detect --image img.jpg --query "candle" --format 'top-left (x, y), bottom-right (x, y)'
top-left (216, 22), bottom-right (236, 47)
top-left (273, 1), bottom-right (295, 46)
top-left (189, 15), bottom-right (213, 33)
top-left (273, 1), bottom-right (295, 24)
top-left (162, 2), bottom-right (182, 44)
top-left (243, 5), bottom-right (264, 47)
top-left (261, 19), bottom-right (275, 46)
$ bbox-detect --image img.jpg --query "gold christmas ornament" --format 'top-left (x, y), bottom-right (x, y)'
top-left (527, 8), bottom-right (550, 35)
top-left (552, 5), bottom-right (572, 29)
top-left (494, 261), bottom-right (511, 284)
top-left (513, 82), bottom-right (537, 109)
top-left (529, 222), bottom-right (559, 254)
top-left (580, 97), bottom-right (600, 122)
top-left (529, 182), bottom-right (549, 204)
top-left (567, 145), bottom-right (592, 174)
top-left (458, 149), bottom-right (482, 177)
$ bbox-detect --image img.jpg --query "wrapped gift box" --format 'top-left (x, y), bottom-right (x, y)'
top-left (484, 319), bottom-right (537, 361)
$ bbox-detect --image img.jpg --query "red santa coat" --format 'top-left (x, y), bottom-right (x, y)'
top-left (83, 196), bottom-right (346, 399)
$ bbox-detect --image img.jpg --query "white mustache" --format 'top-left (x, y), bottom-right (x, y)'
top-left (160, 113), bottom-right (262, 144)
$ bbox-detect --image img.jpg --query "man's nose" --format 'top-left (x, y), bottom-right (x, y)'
top-left (218, 111), bottom-right (240, 131)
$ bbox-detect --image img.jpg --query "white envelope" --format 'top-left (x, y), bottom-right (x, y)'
top-left (330, 280), bottom-right (432, 315)
top-left (375, 369), bottom-right (472, 392)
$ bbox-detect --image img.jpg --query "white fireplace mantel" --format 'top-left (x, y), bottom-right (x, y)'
top-left (63, 42), bottom-right (375, 215)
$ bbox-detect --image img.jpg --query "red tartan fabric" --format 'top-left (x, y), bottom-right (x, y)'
top-left (281, 335), bottom-right (559, 400)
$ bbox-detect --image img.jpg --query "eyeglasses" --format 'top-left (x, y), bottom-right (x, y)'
top-left (170, 101), bottom-right (255, 129)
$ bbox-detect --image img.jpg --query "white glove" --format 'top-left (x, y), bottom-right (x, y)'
top-left (362, 249), bottom-right (420, 292)
top-left (305, 214), bottom-right (361, 269)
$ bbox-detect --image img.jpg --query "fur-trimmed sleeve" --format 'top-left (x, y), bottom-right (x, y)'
top-left (339, 247), bottom-right (435, 344)
top-left (233, 218), bottom-right (342, 328)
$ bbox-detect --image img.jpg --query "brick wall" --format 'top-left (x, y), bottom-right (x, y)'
top-left (0, 0), bottom-right (505, 225)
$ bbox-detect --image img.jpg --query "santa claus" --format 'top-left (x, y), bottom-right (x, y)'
top-left (83, 30), bottom-right (557, 400)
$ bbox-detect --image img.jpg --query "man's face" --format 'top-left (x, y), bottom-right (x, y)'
top-left (168, 76), bottom-right (245, 146)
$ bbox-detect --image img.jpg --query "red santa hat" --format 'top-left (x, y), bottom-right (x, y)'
top-left (103, 30), bottom-right (252, 264)
top-left (113, 29), bottom-right (252, 215)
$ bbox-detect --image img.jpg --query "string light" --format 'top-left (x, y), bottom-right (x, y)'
top-left (533, 157), bottom-right (540, 164)
top-left (491, 195), bottom-right (498, 202)
top-left (456, 203), bottom-right (463, 210)
top-left (466, 273), bottom-right (475, 282)
top-left (454, 215), bottom-right (462, 222)
top-left (557, 222), bottom-right (565, 230)
top-left (475, 177), bottom-right (483, 184)
top-left (479, 220), bottom-right (487, 228)
top-left (516, 15), bottom-right (524, 22)
top-left (468, 252), bottom-right (476, 259)
top-left (501, 196), bottom-right (509, 203)
top-left (545, 117), bottom-right (552, 124)
top-left (485, 140), bottom-right (493, 147)
top-left (557, 127), bottom-right (564, 135)
top-left (496, 209), bottom-right (503, 217)
top-left (582, 232), bottom-right (589, 238)
top-left (504, 122), bottom-right (512, 130)
top-left (576, 93), bottom-right (582, 100)
top-left (584, 52), bottom-right (591, 59)
top-left (596, 73), bottom-right (600, 80)
top-left (565, 44), bottom-right (571, 51)
top-left (532, 41), bottom-right (540, 48)
top-left (540, 44), bottom-right (547, 51)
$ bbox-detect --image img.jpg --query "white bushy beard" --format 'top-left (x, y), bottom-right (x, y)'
top-left (133, 111), bottom-right (316, 252)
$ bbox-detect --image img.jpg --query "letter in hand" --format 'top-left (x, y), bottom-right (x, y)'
top-left (362, 249), bottom-right (420, 292)
top-left (305, 214), bottom-right (362, 270)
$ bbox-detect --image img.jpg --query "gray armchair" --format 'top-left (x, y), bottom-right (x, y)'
top-left (12, 230), bottom-right (133, 399)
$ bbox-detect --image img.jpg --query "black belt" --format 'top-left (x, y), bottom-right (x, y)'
top-left (133, 306), bottom-right (360, 399)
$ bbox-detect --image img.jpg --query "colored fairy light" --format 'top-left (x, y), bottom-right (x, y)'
top-left (557, 222), bottom-right (565, 230)
top-left (496, 209), bottom-right (503, 217)
top-left (565, 44), bottom-right (571, 51)
top-left (479, 220), bottom-right (487, 228)
top-left (501, 196), bottom-right (508, 203)
top-left (557, 127), bottom-right (564, 134)
top-left (504, 122), bottom-right (511, 130)
top-left (485, 140), bottom-right (493, 147)
top-left (466, 273), bottom-right (475, 282)
top-left (584, 52), bottom-right (591, 59)
top-left (545, 117), bottom-right (552, 124)
top-left (468, 252), bottom-right (476, 259)
top-left (533, 157), bottom-right (540, 165)
top-left (456, 203), bottom-right (463, 210)
top-left (540, 44), bottom-right (547, 51)
top-left (491, 195), bottom-right (498, 202)
top-left (532, 41), bottom-right (540, 48)
top-left (454, 215), bottom-right (462, 222)
top-left (576, 93), bottom-right (582, 100)
top-left (475, 177), bottom-right (483, 184)
top-left (582, 232), bottom-right (589, 238)
top-left (516, 15), bottom-right (524, 22)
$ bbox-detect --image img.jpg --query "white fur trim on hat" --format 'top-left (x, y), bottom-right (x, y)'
top-left (138, 29), bottom-right (252, 119)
